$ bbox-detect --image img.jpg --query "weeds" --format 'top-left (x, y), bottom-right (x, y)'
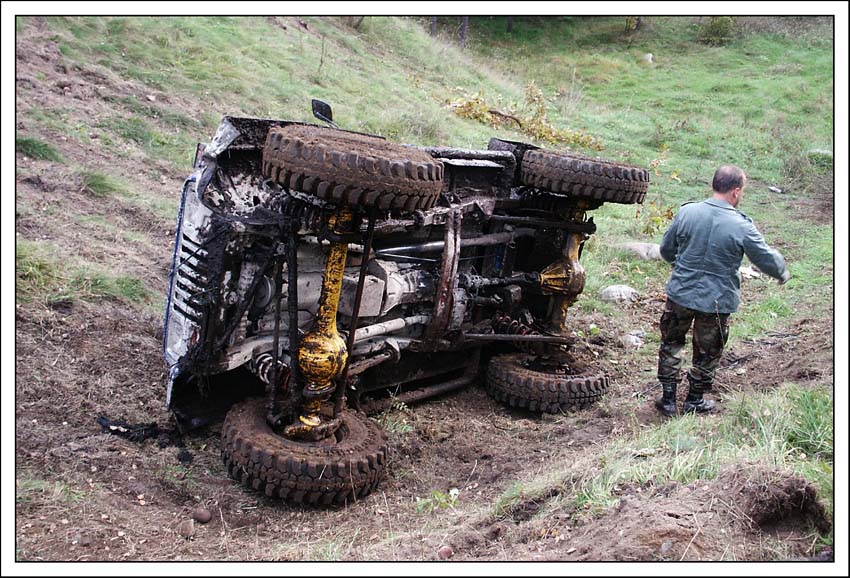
top-left (15, 136), bottom-right (64, 162)
top-left (157, 464), bottom-right (200, 497)
top-left (16, 241), bottom-right (61, 302)
top-left (377, 400), bottom-right (414, 439)
top-left (786, 388), bottom-right (833, 461)
top-left (68, 271), bottom-right (151, 303)
top-left (16, 478), bottom-right (86, 504)
top-left (448, 81), bottom-right (603, 150)
top-left (78, 170), bottom-right (127, 197)
top-left (16, 239), bottom-right (150, 305)
top-left (699, 16), bottom-right (738, 46)
top-left (415, 488), bottom-right (460, 513)
top-left (555, 67), bottom-right (584, 119)
top-left (636, 199), bottom-right (675, 236)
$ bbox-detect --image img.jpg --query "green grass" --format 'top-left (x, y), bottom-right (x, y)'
top-left (67, 270), bottom-right (151, 303)
top-left (16, 477), bottom-right (86, 504)
top-left (15, 136), bottom-right (64, 162)
top-left (78, 170), bottom-right (127, 197)
top-left (16, 239), bottom-right (150, 305)
top-left (16, 241), bottom-right (62, 302)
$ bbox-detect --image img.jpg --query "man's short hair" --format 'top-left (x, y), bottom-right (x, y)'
top-left (712, 165), bottom-right (746, 194)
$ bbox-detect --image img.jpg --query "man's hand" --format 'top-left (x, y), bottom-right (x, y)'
top-left (779, 268), bottom-right (792, 285)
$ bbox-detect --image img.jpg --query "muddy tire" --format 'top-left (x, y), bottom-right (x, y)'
top-left (221, 397), bottom-right (388, 506)
top-left (520, 149), bottom-right (650, 205)
top-left (485, 353), bottom-right (610, 412)
top-left (262, 125), bottom-right (444, 212)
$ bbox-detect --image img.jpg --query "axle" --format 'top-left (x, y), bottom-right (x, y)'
top-left (284, 207), bottom-right (354, 439)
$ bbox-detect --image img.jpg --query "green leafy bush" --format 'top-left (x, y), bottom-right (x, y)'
top-left (699, 17), bottom-right (737, 46)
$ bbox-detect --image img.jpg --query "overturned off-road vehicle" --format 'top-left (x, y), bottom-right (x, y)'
top-left (163, 100), bottom-right (648, 506)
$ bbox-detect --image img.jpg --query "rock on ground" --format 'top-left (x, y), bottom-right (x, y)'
top-left (619, 242), bottom-right (662, 261)
top-left (600, 285), bottom-right (640, 304)
top-left (739, 265), bottom-right (761, 279)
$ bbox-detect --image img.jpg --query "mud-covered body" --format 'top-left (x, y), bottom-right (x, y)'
top-left (163, 115), bottom-right (634, 431)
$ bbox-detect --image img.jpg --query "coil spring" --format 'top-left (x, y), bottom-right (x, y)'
top-left (270, 191), bottom-right (330, 232)
top-left (492, 311), bottom-right (543, 354)
top-left (251, 352), bottom-right (290, 388)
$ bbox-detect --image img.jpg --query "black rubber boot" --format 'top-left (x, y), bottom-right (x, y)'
top-left (655, 383), bottom-right (678, 417)
top-left (682, 391), bottom-right (716, 414)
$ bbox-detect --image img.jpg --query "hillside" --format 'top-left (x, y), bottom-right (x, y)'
top-left (14, 16), bottom-right (834, 562)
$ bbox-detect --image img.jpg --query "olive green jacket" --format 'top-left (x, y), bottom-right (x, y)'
top-left (659, 198), bottom-right (788, 314)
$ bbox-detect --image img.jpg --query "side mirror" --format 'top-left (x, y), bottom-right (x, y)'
top-left (311, 99), bottom-right (339, 129)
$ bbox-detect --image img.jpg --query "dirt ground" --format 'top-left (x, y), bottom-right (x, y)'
top-left (13, 19), bottom-right (834, 563)
top-left (13, 285), bottom-right (833, 561)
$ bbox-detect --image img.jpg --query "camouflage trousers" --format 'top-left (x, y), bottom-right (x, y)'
top-left (657, 298), bottom-right (730, 394)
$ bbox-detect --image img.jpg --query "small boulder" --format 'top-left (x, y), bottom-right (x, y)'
top-left (177, 518), bottom-right (195, 540)
top-left (620, 329), bottom-right (646, 349)
top-left (660, 540), bottom-right (674, 555)
top-left (600, 285), bottom-right (639, 304)
top-left (438, 545), bottom-right (454, 560)
top-left (191, 507), bottom-right (212, 524)
top-left (619, 242), bottom-right (662, 260)
top-left (739, 265), bottom-right (761, 279)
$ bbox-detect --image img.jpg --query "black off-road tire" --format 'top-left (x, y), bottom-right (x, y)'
top-left (262, 125), bottom-right (444, 212)
top-left (520, 149), bottom-right (650, 205)
top-left (520, 188), bottom-right (605, 217)
top-left (485, 353), bottom-right (610, 413)
top-left (221, 398), bottom-right (388, 506)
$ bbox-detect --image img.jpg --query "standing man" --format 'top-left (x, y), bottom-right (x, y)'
top-left (655, 165), bottom-right (790, 416)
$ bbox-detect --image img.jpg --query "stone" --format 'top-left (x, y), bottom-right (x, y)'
top-left (177, 518), bottom-right (195, 539)
top-left (438, 545), bottom-right (454, 560)
top-left (739, 265), bottom-right (761, 279)
top-left (660, 540), bottom-right (674, 554)
top-left (619, 242), bottom-right (662, 261)
top-left (619, 334), bottom-right (644, 349)
top-left (599, 285), bottom-right (639, 304)
top-left (191, 507), bottom-right (212, 524)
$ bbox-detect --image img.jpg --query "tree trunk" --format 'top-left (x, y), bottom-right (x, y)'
top-left (460, 16), bottom-right (469, 48)
top-left (507, 16), bottom-right (514, 33)
top-left (353, 16), bottom-right (365, 30)
top-left (430, 17), bottom-right (438, 37)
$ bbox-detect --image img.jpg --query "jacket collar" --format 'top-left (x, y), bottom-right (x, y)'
top-left (705, 198), bottom-right (736, 210)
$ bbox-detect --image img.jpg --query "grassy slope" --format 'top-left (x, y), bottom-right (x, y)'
top-left (16, 15), bottom-right (834, 556)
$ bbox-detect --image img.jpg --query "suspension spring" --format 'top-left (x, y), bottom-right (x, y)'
top-left (270, 191), bottom-right (330, 231)
top-left (492, 311), bottom-right (543, 354)
top-left (251, 352), bottom-right (290, 390)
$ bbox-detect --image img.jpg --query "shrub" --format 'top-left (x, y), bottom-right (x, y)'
top-left (699, 16), bottom-right (737, 46)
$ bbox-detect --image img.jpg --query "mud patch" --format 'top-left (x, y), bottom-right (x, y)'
top-left (718, 318), bottom-right (833, 394)
top-left (787, 172), bottom-right (834, 225)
